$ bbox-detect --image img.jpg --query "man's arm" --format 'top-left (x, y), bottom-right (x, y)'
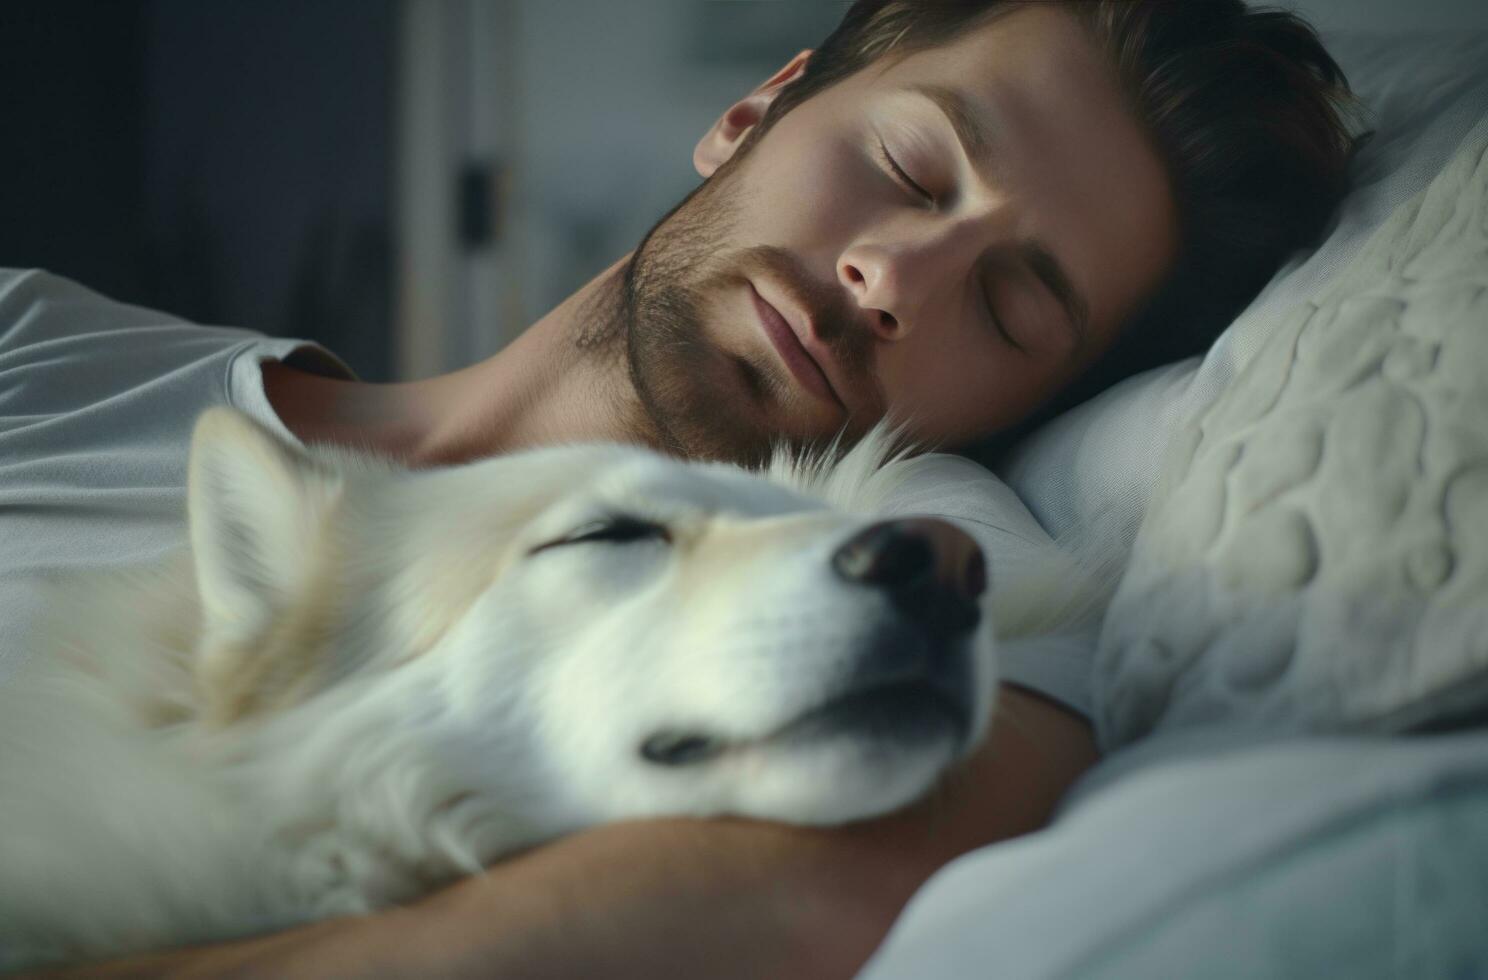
top-left (25, 687), bottom-right (1094, 980)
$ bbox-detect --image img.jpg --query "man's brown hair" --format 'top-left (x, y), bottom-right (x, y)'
top-left (759, 0), bottom-right (1359, 454)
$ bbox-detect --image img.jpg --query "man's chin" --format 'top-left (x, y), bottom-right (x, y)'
top-left (620, 157), bottom-right (850, 464)
top-left (627, 341), bottom-right (764, 465)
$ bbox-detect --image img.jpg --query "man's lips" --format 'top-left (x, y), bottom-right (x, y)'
top-left (749, 285), bottom-right (842, 409)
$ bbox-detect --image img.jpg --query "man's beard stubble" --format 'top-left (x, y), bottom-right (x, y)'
top-left (614, 147), bottom-right (875, 467)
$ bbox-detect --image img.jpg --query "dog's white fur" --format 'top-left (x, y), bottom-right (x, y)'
top-left (0, 409), bottom-right (1110, 971)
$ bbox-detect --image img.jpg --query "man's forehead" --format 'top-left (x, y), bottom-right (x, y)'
top-left (868, 5), bottom-right (1047, 80)
top-left (865, 5), bottom-right (1110, 140)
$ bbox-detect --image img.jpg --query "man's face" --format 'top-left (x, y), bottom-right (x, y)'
top-left (624, 4), bottom-right (1178, 464)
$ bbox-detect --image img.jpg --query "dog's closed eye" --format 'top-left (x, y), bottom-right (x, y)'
top-left (529, 515), bottom-right (671, 555)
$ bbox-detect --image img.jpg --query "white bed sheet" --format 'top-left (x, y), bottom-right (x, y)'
top-left (861, 726), bottom-right (1488, 978)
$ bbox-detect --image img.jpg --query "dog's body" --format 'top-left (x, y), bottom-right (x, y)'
top-left (0, 409), bottom-right (1090, 971)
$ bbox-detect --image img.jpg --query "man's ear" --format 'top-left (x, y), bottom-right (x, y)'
top-left (693, 49), bottom-right (812, 178)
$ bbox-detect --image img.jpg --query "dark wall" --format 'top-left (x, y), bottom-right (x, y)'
top-left (0, 1), bottom-right (396, 380)
top-left (0, 3), bottom-right (149, 306)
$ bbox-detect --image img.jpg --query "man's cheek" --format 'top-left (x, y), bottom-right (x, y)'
top-left (748, 145), bottom-right (873, 249)
top-left (879, 352), bottom-right (999, 445)
top-left (876, 353), bottom-right (941, 428)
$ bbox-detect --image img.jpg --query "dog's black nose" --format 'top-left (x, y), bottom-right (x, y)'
top-left (832, 519), bottom-right (985, 632)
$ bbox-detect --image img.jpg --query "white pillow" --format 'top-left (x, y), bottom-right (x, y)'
top-left (1096, 103), bottom-right (1488, 747)
top-left (998, 31), bottom-right (1488, 554)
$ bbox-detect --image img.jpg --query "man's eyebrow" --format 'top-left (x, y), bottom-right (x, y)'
top-left (1019, 240), bottom-right (1090, 359)
top-left (907, 82), bottom-right (994, 166)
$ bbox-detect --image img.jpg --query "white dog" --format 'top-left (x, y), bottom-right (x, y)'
top-left (0, 407), bottom-right (1063, 971)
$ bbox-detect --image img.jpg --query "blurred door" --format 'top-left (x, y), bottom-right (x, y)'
top-left (395, 0), bottom-right (523, 379)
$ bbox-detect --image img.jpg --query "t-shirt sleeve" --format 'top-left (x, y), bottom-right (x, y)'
top-left (872, 451), bottom-right (1097, 720)
top-left (0, 267), bottom-right (352, 464)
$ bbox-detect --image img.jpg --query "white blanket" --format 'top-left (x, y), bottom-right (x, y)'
top-left (861, 726), bottom-right (1488, 979)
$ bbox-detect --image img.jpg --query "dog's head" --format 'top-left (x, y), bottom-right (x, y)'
top-left (186, 408), bottom-right (995, 837)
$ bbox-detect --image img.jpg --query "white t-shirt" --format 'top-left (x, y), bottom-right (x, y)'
top-left (0, 269), bottom-right (350, 681)
top-left (0, 268), bottom-right (1094, 715)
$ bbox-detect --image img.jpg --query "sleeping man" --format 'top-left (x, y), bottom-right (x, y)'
top-left (0, 0), bottom-right (1356, 976)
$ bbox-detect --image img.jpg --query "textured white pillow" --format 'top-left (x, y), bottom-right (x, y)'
top-left (1096, 111), bottom-right (1488, 748)
top-left (998, 31), bottom-right (1488, 554)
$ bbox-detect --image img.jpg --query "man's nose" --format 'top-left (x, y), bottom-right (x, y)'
top-left (836, 219), bottom-right (989, 342)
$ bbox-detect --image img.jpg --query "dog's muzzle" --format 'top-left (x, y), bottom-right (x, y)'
top-left (640, 519), bottom-right (989, 768)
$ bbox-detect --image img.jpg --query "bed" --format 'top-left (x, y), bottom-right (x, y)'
top-left (859, 29), bottom-right (1488, 979)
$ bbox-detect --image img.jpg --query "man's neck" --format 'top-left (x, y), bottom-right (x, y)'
top-left (264, 255), bottom-right (657, 467)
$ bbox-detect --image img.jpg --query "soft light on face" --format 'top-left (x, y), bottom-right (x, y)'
top-left (625, 4), bottom-right (1178, 463)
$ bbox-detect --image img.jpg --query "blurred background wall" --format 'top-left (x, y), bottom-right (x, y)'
top-left (3, 0), bottom-right (1485, 382)
top-left (1, 0), bottom-right (398, 379)
top-left (1287, 0), bottom-right (1488, 32)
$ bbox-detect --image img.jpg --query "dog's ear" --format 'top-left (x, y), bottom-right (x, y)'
top-left (187, 408), bottom-right (344, 724)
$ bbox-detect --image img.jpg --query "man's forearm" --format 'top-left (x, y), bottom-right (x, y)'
top-left (23, 824), bottom-right (872, 980)
top-left (25, 687), bottom-right (1094, 980)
